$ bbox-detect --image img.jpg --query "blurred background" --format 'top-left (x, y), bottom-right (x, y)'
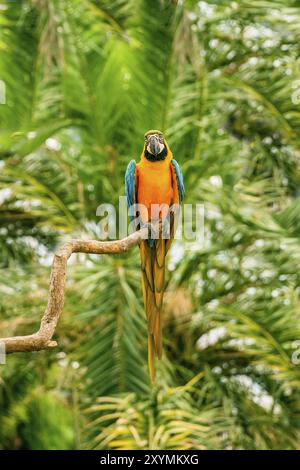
top-left (0, 0), bottom-right (300, 450)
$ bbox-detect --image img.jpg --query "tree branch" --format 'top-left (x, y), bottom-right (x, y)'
top-left (0, 227), bottom-right (148, 354)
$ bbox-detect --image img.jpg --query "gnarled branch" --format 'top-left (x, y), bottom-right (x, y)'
top-left (0, 227), bottom-right (148, 354)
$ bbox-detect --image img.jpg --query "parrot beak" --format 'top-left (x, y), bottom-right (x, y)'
top-left (149, 135), bottom-right (161, 156)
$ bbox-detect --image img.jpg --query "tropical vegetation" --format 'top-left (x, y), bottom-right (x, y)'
top-left (0, 0), bottom-right (300, 450)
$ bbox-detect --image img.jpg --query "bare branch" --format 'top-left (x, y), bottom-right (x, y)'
top-left (0, 227), bottom-right (148, 354)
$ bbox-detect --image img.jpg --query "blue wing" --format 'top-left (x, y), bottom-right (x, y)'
top-left (125, 160), bottom-right (136, 209)
top-left (171, 159), bottom-right (185, 204)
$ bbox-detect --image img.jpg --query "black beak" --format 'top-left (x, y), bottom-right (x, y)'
top-left (149, 135), bottom-right (160, 156)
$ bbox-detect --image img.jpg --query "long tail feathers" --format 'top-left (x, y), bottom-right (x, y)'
top-left (140, 216), bottom-right (176, 382)
top-left (148, 334), bottom-right (155, 383)
top-left (140, 237), bottom-right (166, 382)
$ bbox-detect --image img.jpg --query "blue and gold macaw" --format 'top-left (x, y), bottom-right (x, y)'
top-left (125, 130), bottom-right (184, 382)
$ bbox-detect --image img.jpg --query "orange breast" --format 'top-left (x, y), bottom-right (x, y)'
top-left (137, 160), bottom-right (173, 223)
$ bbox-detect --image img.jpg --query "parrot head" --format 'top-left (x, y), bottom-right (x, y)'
top-left (144, 130), bottom-right (168, 161)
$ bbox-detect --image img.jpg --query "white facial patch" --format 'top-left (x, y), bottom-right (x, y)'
top-left (146, 134), bottom-right (165, 155)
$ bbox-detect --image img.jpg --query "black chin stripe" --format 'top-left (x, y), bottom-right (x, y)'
top-left (144, 146), bottom-right (168, 161)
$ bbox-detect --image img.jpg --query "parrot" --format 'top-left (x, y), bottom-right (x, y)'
top-left (125, 130), bottom-right (184, 382)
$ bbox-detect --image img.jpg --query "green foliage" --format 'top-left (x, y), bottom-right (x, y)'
top-left (1, 0), bottom-right (300, 450)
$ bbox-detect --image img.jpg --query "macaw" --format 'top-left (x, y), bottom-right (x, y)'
top-left (125, 130), bottom-right (184, 382)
